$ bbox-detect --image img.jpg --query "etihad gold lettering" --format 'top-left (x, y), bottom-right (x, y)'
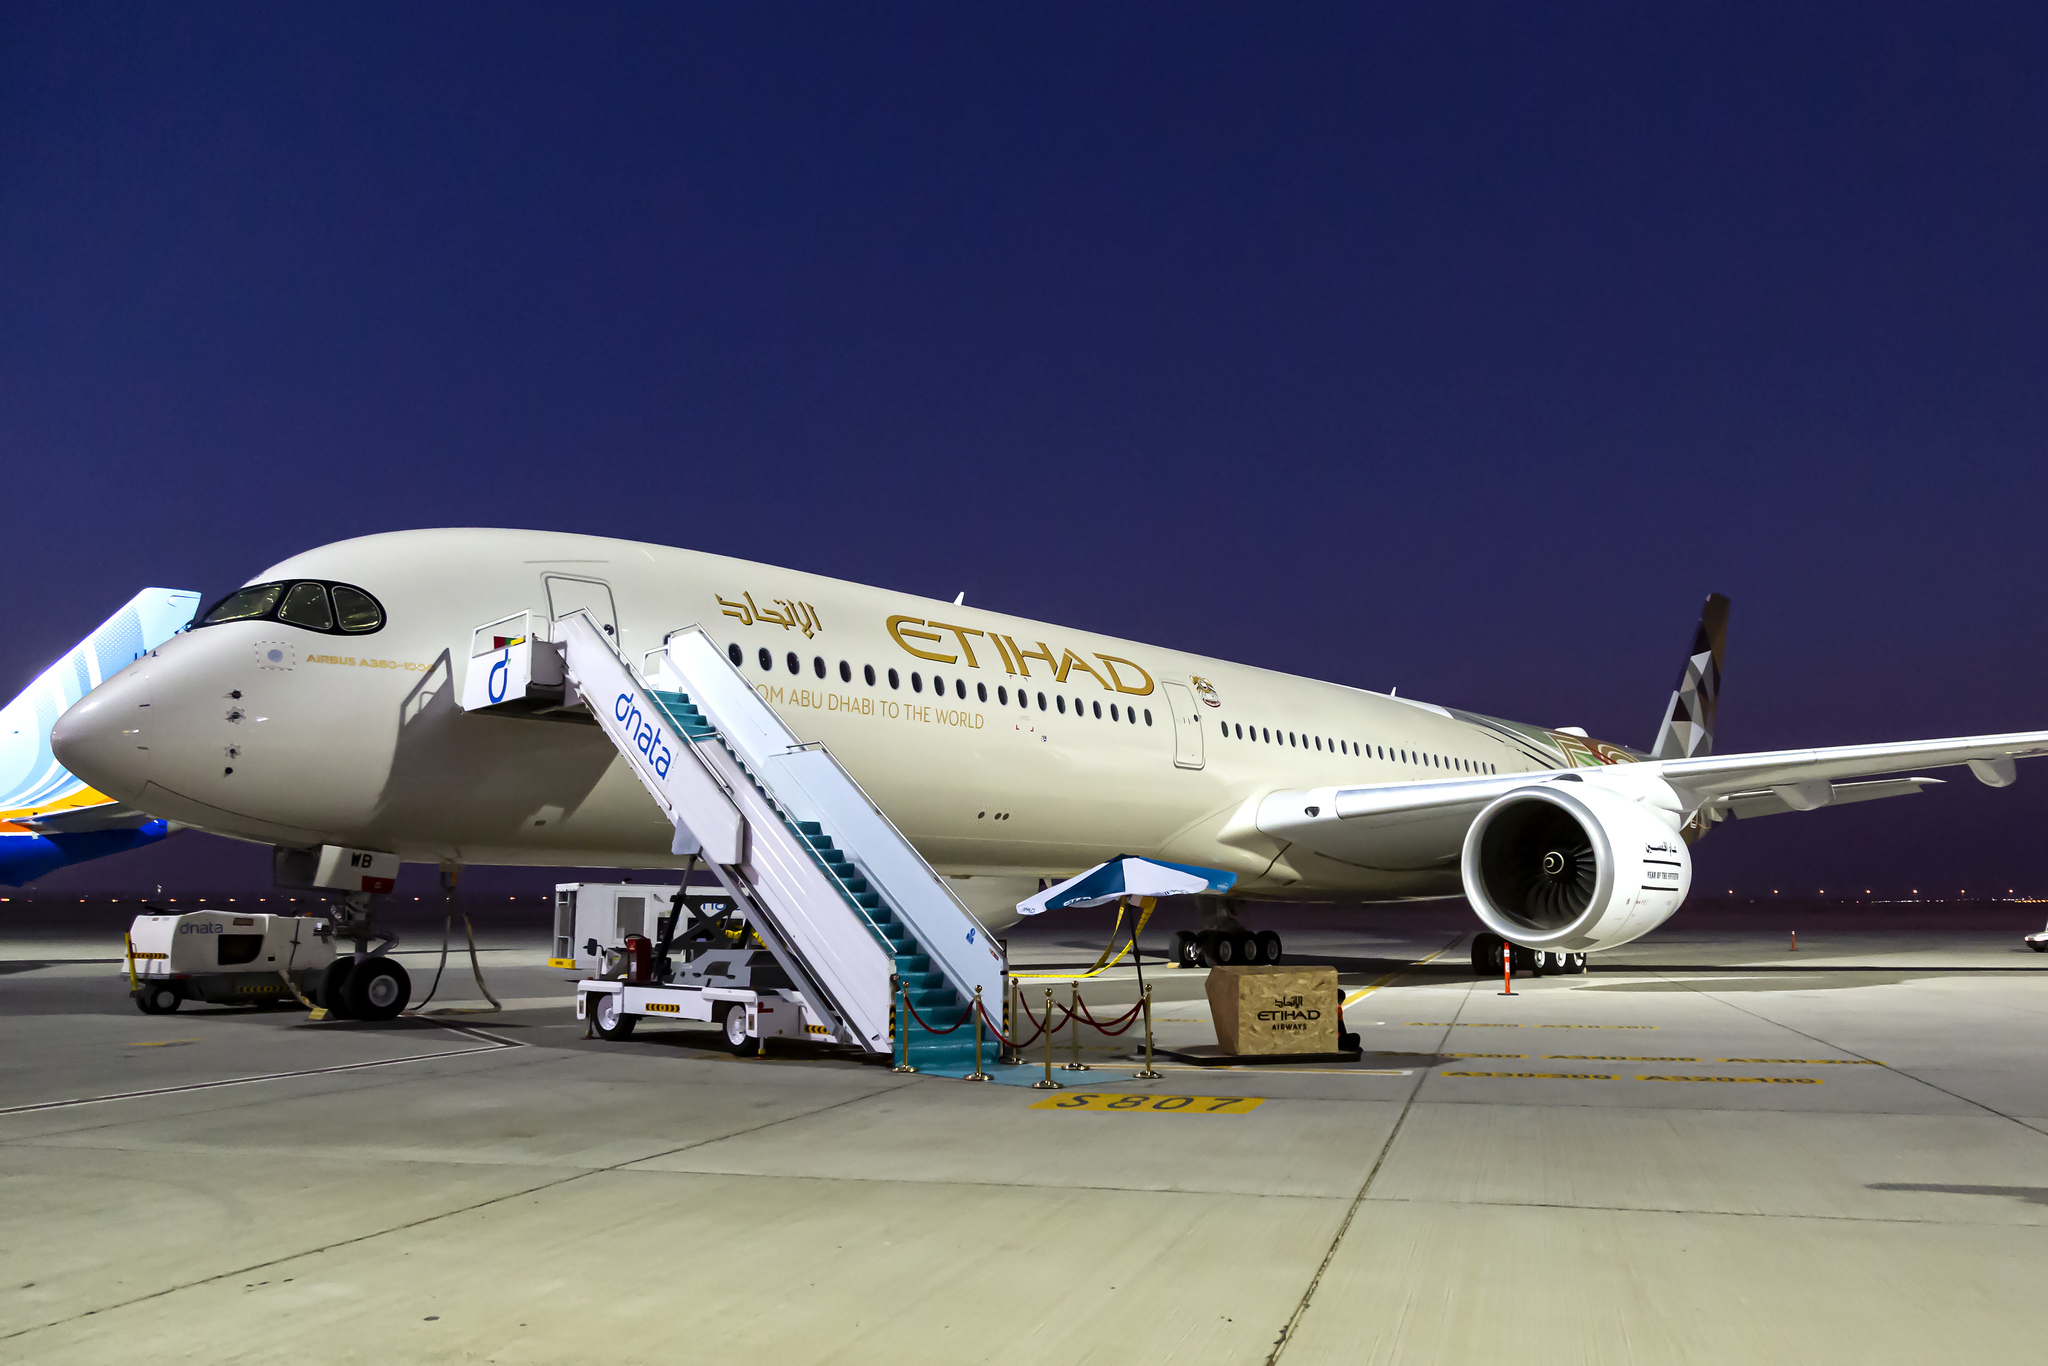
top-left (887, 616), bottom-right (957, 663)
top-left (1053, 649), bottom-right (1109, 688)
top-left (924, 621), bottom-right (985, 668)
top-left (1094, 654), bottom-right (1154, 696)
top-left (990, 633), bottom-right (1018, 674)
top-left (1007, 637), bottom-right (1059, 678)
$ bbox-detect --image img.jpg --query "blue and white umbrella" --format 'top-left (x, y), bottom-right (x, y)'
top-left (1016, 856), bottom-right (1236, 917)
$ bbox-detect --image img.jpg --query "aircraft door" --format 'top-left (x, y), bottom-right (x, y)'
top-left (1161, 681), bottom-right (1204, 770)
top-left (544, 574), bottom-right (619, 642)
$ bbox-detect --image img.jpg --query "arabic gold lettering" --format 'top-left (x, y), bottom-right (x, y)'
top-left (716, 594), bottom-right (754, 627)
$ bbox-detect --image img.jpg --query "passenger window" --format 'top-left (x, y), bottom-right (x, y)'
top-left (998, 686), bottom-right (1008, 705)
top-left (888, 668), bottom-right (900, 690)
top-left (199, 582), bottom-right (285, 626)
top-left (729, 643), bottom-right (743, 666)
top-left (1262, 728), bottom-right (1270, 743)
top-left (1037, 692), bottom-right (1047, 710)
top-left (1143, 709), bottom-right (1152, 726)
top-left (840, 660), bottom-right (852, 683)
top-left (786, 652), bottom-right (801, 675)
top-left (864, 664), bottom-right (877, 686)
top-left (911, 672), bottom-right (923, 693)
top-left (1056, 695), bottom-right (1066, 713)
top-left (977, 682), bottom-right (988, 702)
top-left (277, 582), bottom-right (334, 631)
top-left (813, 657), bottom-right (826, 679)
top-left (1315, 736), bottom-right (1322, 751)
top-left (758, 648), bottom-right (773, 671)
top-left (1110, 704), bottom-right (1119, 721)
top-left (216, 933), bottom-right (264, 966)
top-left (956, 679), bottom-right (967, 700)
top-left (1092, 700), bottom-right (1101, 719)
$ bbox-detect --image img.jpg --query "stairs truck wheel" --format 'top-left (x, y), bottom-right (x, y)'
top-left (1174, 931), bottom-right (1199, 968)
top-left (1256, 931), bottom-right (1283, 965)
top-left (318, 959), bottom-right (357, 1019)
top-left (136, 982), bottom-right (180, 1014)
top-left (346, 959), bottom-right (410, 1022)
top-left (592, 992), bottom-right (636, 1040)
top-left (723, 1004), bottom-right (751, 1054)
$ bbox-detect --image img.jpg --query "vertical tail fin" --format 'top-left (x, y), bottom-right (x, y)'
top-left (1651, 593), bottom-right (1729, 760)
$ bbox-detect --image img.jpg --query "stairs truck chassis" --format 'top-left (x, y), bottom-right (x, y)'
top-left (577, 979), bottom-right (827, 1054)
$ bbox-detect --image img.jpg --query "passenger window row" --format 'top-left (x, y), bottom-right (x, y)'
top-left (1214, 719), bottom-right (1496, 774)
top-left (725, 644), bottom-right (1154, 726)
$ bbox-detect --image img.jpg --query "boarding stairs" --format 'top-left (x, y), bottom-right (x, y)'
top-left (463, 614), bottom-right (1002, 1069)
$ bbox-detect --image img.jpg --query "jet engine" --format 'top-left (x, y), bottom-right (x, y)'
top-left (1459, 781), bottom-right (1691, 953)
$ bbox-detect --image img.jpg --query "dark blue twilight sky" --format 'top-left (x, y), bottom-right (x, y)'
top-left (6, 4), bottom-right (2047, 899)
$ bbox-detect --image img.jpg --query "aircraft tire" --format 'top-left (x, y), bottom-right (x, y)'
top-left (318, 959), bottom-right (357, 1018)
top-left (2029, 939), bottom-right (2048, 954)
top-left (1564, 952), bottom-right (1587, 974)
top-left (1256, 931), bottom-right (1283, 965)
top-left (1232, 931), bottom-right (1259, 964)
top-left (1174, 931), bottom-right (1199, 968)
top-left (135, 982), bottom-right (181, 1014)
top-left (1211, 933), bottom-right (1238, 966)
top-left (346, 958), bottom-right (410, 1022)
top-left (593, 992), bottom-right (637, 1040)
top-left (1471, 933), bottom-right (1502, 976)
top-left (1510, 944), bottom-right (1538, 976)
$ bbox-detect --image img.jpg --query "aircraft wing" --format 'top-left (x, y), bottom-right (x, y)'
top-left (1255, 728), bottom-right (2048, 867)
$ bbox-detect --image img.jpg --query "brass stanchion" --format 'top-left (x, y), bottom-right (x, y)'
top-left (1002, 976), bottom-right (1017, 1065)
top-left (1134, 983), bottom-right (1162, 1079)
top-left (966, 985), bottom-right (991, 1081)
top-left (891, 974), bottom-right (917, 1074)
top-left (1063, 981), bottom-right (1090, 1070)
top-left (1031, 985), bottom-right (1063, 1090)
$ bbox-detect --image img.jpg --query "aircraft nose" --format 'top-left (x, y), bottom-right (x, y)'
top-left (52, 668), bottom-right (153, 802)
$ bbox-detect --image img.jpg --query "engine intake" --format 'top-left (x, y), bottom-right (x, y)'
top-left (1460, 782), bottom-right (1691, 953)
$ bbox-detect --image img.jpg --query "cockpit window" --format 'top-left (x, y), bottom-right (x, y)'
top-left (277, 582), bottom-right (334, 631)
top-left (330, 585), bottom-right (383, 633)
top-left (200, 583), bottom-right (285, 625)
top-left (193, 580), bottom-right (386, 636)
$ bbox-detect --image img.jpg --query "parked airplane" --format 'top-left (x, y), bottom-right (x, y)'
top-left (2, 588), bottom-right (201, 885)
top-left (47, 531), bottom-right (2048, 969)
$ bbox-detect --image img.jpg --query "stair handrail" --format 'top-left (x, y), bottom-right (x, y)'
top-left (469, 610), bottom-right (538, 660)
top-left (661, 625), bottom-right (1004, 969)
top-left (560, 611), bottom-right (899, 952)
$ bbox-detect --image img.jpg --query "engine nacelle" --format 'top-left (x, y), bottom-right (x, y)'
top-left (1460, 782), bottom-right (1691, 953)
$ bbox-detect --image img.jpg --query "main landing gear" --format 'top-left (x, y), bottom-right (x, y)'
top-left (1175, 928), bottom-right (1284, 968)
top-left (1470, 931), bottom-right (1585, 977)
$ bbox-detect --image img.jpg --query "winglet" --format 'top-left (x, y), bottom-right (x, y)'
top-left (1652, 594), bottom-right (1729, 760)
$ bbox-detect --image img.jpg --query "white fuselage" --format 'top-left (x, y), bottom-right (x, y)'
top-left (54, 529), bottom-right (1603, 912)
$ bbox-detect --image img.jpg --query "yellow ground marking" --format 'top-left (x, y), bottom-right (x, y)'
top-left (1137, 1064), bottom-right (1412, 1076)
top-left (1443, 1071), bottom-right (1618, 1081)
top-left (1031, 1092), bottom-right (1264, 1113)
top-left (1405, 1022), bottom-right (1658, 1029)
top-left (1547, 1055), bottom-right (1700, 1062)
top-left (1343, 932), bottom-right (1467, 1007)
top-left (127, 1040), bottom-right (197, 1048)
top-left (1442, 1070), bottom-right (1826, 1085)
top-left (1639, 1075), bottom-right (1823, 1084)
top-left (1719, 1058), bottom-right (1881, 1065)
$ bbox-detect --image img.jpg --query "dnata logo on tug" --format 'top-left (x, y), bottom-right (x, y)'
top-left (614, 693), bottom-right (674, 779)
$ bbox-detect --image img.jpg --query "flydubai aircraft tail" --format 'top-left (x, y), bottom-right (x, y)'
top-left (1, 588), bottom-right (201, 885)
